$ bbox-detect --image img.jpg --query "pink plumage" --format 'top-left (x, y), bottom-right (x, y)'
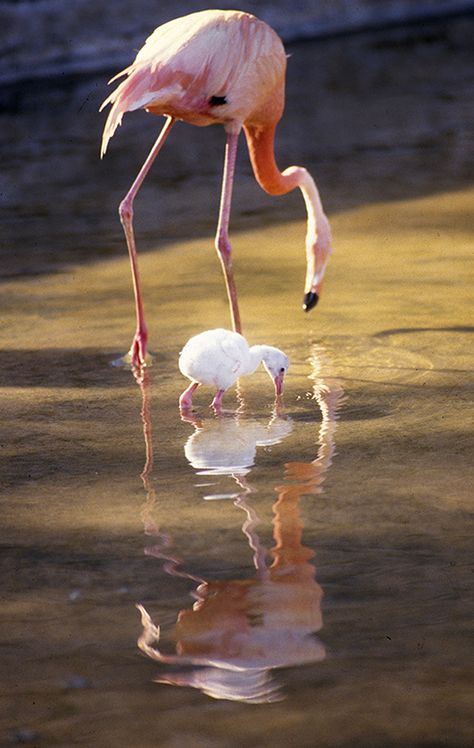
top-left (100, 9), bottom-right (332, 369)
top-left (101, 10), bottom-right (285, 155)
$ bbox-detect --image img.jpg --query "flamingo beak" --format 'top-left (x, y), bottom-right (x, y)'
top-left (274, 373), bottom-right (285, 396)
top-left (302, 291), bottom-right (319, 311)
top-left (303, 279), bottom-right (324, 312)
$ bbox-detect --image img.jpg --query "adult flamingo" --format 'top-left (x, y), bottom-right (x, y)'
top-left (100, 9), bottom-right (332, 368)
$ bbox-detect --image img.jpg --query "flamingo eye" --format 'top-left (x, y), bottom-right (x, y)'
top-left (209, 95), bottom-right (227, 106)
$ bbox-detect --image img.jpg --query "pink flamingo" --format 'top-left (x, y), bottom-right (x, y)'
top-left (100, 9), bottom-right (332, 368)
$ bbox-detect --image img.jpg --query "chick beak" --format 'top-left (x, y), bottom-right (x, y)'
top-left (274, 373), bottom-right (285, 396)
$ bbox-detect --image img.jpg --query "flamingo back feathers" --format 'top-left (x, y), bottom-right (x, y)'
top-left (100, 10), bottom-right (286, 156)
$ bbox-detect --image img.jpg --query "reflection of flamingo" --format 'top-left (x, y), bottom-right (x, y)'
top-left (135, 348), bottom-right (345, 703)
top-left (137, 486), bottom-right (325, 703)
top-left (284, 344), bottom-right (346, 494)
top-left (100, 9), bottom-right (332, 368)
top-left (137, 370), bottom-right (203, 585)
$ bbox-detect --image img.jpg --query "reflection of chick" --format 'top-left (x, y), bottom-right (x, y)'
top-left (183, 413), bottom-right (293, 476)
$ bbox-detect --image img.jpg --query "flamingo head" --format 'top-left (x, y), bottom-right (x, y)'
top-left (302, 209), bottom-right (333, 312)
top-left (261, 347), bottom-right (290, 396)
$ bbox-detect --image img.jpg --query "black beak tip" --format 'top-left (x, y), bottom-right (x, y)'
top-left (302, 291), bottom-right (319, 312)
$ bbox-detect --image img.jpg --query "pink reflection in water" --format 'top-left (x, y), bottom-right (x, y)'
top-left (134, 347), bottom-right (345, 703)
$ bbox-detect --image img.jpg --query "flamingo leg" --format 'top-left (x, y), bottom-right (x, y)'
top-left (215, 129), bottom-right (242, 334)
top-left (233, 494), bottom-right (270, 581)
top-left (179, 381), bottom-right (199, 411)
top-left (119, 116), bottom-right (175, 367)
top-left (211, 389), bottom-right (225, 412)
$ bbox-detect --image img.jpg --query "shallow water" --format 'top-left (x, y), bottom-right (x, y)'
top-left (1, 16), bottom-right (473, 748)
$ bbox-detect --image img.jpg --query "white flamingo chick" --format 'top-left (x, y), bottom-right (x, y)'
top-left (179, 329), bottom-right (289, 410)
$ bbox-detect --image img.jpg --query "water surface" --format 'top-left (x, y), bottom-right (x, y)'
top-left (1, 16), bottom-right (473, 748)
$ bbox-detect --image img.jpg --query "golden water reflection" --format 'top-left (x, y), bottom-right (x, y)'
top-left (134, 347), bottom-right (345, 703)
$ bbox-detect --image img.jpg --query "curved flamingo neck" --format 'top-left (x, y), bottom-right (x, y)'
top-left (244, 123), bottom-right (332, 295)
top-left (244, 345), bottom-right (266, 376)
top-left (244, 124), bottom-right (299, 196)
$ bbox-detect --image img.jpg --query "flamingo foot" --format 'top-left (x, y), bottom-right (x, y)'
top-left (179, 395), bottom-right (193, 411)
top-left (116, 330), bottom-right (152, 369)
top-left (179, 382), bottom-right (199, 412)
top-left (210, 389), bottom-right (225, 413)
top-left (111, 341), bottom-right (152, 372)
top-left (130, 329), bottom-right (147, 366)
